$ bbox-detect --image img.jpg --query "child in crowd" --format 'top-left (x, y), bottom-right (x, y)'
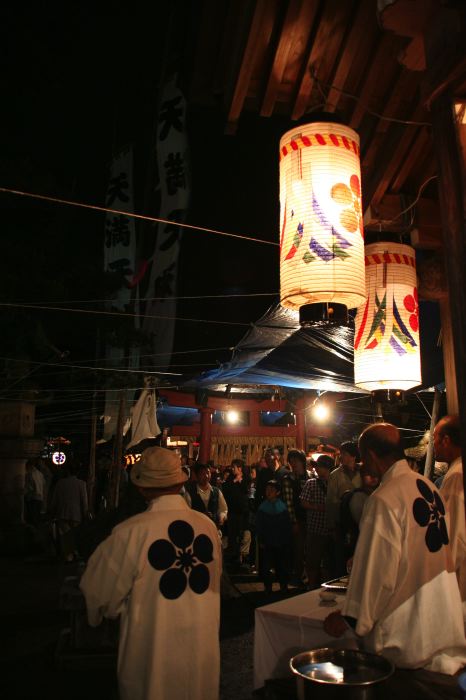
top-left (255, 480), bottom-right (292, 594)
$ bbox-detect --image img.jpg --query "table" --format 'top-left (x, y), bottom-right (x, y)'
top-left (254, 588), bottom-right (357, 690)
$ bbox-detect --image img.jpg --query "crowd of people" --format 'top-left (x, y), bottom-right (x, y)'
top-left (175, 442), bottom-right (382, 594)
top-left (22, 413), bottom-right (466, 698)
top-left (76, 414), bottom-right (466, 699)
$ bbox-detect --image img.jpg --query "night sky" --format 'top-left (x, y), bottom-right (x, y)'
top-left (1, 6), bottom-right (442, 449)
top-left (0, 6), bottom-right (287, 444)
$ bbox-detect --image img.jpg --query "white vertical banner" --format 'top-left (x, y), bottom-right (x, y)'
top-left (103, 145), bottom-right (137, 310)
top-left (143, 75), bottom-right (190, 372)
top-left (102, 145), bottom-right (138, 441)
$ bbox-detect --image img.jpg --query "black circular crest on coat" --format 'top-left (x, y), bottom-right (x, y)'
top-left (426, 522), bottom-right (444, 553)
top-left (412, 479), bottom-right (450, 553)
top-left (160, 567), bottom-right (187, 599)
top-left (169, 520), bottom-right (194, 550)
top-left (416, 478), bottom-right (434, 503)
top-left (433, 490), bottom-right (446, 516)
top-left (413, 498), bottom-right (431, 527)
top-left (189, 564), bottom-right (210, 594)
top-left (193, 533), bottom-right (214, 563)
top-left (148, 538), bottom-right (176, 570)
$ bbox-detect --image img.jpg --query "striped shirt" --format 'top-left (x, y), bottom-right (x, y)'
top-left (300, 477), bottom-right (328, 534)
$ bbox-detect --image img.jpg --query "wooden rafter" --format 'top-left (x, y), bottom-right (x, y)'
top-left (227, 0), bottom-right (276, 130)
top-left (360, 71), bottom-right (422, 201)
top-left (390, 127), bottom-right (431, 194)
top-left (261, 0), bottom-right (318, 117)
top-left (349, 33), bottom-right (401, 130)
top-left (324, 0), bottom-right (379, 114)
top-left (291, 0), bottom-right (351, 120)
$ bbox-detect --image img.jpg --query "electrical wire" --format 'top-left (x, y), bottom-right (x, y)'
top-left (50, 345), bottom-right (234, 367)
top-left (0, 301), bottom-right (251, 327)
top-left (0, 355), bottom-right (181, 376)
top-left (311, 68), bottom-right (432, 127)
top-left (28, 293), bottom-right (277, 306)
top-left (0, 187), bottom-right (278, 247)
top-left (414, 392), bottom-right (433, 420)
top-left (378, 175), bottom-right (439, 225)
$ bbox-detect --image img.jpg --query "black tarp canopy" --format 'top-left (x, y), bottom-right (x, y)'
top-left (184, 300), bottom-right (444, 394)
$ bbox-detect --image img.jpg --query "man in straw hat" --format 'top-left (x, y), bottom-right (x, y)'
top-left (80, 446), bottom-right (221, 700)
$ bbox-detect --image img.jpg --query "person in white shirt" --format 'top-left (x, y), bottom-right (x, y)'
top-left (24, 459), bottom-right (45, 525)
top-left (184, 463), bottom-right (228, 528)
top-left (50, 462), bottom-right (88, 561)
top-left (324, 422), bottom-right (466, 692)
top-left (80, 446), bottom-right (221, 700)
top-left (434, 414), bottom-right (466, 619)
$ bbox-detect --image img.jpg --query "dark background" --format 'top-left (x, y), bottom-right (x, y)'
top-left (0, 5), bottom-right (443, 453)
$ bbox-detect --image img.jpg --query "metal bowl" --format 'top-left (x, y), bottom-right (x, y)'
top-left (290, 648), bottom-right (394, 699)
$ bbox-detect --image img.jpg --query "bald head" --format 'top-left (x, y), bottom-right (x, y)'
top-left (434, 414), bottom-right (461, 464)
top-left (435, 415), bottom-right (460, 445)
top-left (358, 423), bottom-right (405, 477)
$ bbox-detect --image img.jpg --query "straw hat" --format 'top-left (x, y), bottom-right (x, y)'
top-left (130, 446), bottom-right (188, 488)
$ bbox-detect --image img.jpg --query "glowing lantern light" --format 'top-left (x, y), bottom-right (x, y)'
top-left (312, 402), bottom-right (330, 422)
top-left (226, 410), bottom-right (240, 425)
top-left (52, 451), bottom-right (66, 466)
top-left (354, 242), bottom-right (421, 397)
top-left (279, 121), bottom-right (366, 325)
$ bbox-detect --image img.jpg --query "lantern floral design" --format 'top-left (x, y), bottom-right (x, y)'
top-left (404, 288), bottom-right (419, 332)
top-left (354, 242), bottom-right (422, 392)
top-left (279, 122), bottom-right (366, 311)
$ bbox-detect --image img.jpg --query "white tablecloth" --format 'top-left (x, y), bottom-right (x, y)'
top-left (254, 589), bottom-right (357, 689)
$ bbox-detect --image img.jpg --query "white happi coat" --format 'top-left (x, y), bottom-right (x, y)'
top-left (441, 457), bottom-right (466, 619)
top-left (80, 495), bottom-right (221, 700)
top-left (342, 459), bottom-right (466, 674)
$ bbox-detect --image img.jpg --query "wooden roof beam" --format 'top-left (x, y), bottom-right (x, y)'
top-left (390, 127), bottom-right (431, 194)
top-left (261, 0), bottom-right (318, 117)
top-left (226, 0), bottom-right (275, 132)
top-left (364, 105), bottom-right (428, 208)
top-left (364, 193), bottom-right (442, 248)
top-left (349, 33), bottom-right (401, 131)
top-left (291, 0), bottom-right (350, 121)
top-left (324, 0), bottom-right (379, 114)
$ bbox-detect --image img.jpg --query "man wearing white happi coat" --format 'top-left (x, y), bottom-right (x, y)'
top-left (80, 446), bottom-right (221, 700)
top-left (435, 414), bottom-right (466, 620)
top-left (324, 423), bottom-right (466, 678)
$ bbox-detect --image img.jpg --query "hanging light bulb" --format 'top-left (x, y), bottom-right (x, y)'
top-left (226, 410), bottom-right (240, 425)
top-left (312, 402), bottom-right (330, 422)
top-left (354, 241), bottom-right (421, 401)
top-left (279, 120), bottom-right (366, 326)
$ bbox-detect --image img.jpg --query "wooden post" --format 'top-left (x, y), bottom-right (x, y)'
top-left (423, 387), bottom-right (442, 481)
top-left (430, 96), bottom-right (466, 513)
top-left (439, 299), bottom-right (459, 414)
top-left (199, 408), bottom-right (213, 463)
top-left (87, 414), bottom-right (97, 515)
top-left (296, 405), bottom-right (306, 451)
top-left (111, 391), bottom-right (125, 509)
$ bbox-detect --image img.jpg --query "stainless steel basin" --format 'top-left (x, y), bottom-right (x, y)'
top-left (290, 648), bottom-right (394, 699)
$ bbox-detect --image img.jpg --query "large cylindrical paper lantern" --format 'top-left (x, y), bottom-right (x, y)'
top-left (279, 122), bottom-right (366, 312)
top-left (354, 242), bottom-right (421, 392)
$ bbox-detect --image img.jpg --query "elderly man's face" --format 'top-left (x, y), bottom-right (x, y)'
top-left (359, 444), bottom-right (379, 478)
top-left (433, 425), bottom-right (449, 463)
